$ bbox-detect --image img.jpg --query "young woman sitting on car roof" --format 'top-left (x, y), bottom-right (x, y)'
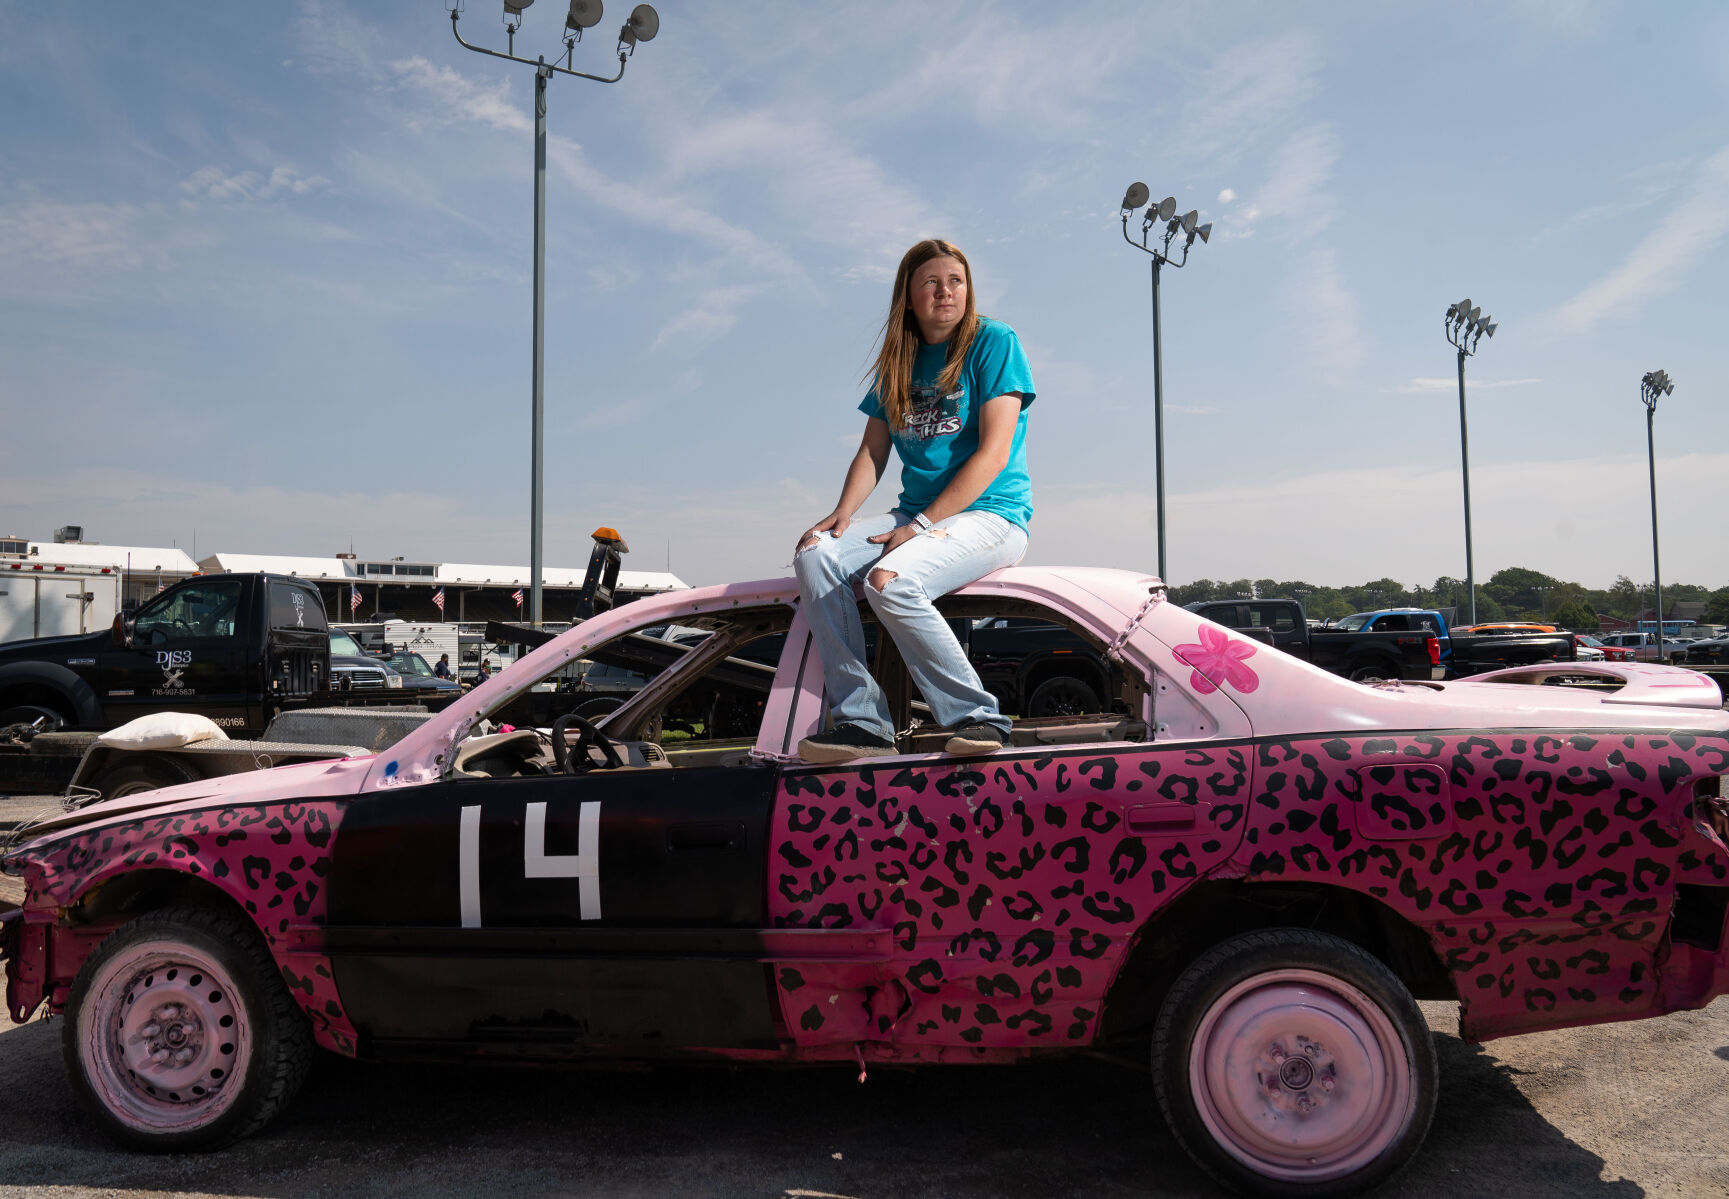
top-left (793, 238), bottom-right (1036, 764)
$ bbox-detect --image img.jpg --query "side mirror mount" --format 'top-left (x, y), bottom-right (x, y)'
top-left (112, 611), bottom-right (135, 649)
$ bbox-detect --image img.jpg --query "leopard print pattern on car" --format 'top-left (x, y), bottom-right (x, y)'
top-left (23, 803), bottom-right (358, 1055)
top-left (768, 730), bottom-right (1727, 1049)
top-left (768, 745), bottom-right (1252, 1049)
top-left (1242, 730), bottom-right (1729, 1038)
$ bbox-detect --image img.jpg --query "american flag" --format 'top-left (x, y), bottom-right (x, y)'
top-left (512, 588), bottom-right (524, 611)
top-left (432, 586), bottom-right (445, 615)
top-left (350, 584), bottom-right (361, 615)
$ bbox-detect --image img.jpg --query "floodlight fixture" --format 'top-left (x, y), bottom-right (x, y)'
top-left (1115, 184), bottom-right (1217, 583)
top-left (1442, 293), bottom-right (1498, 625)
top-left (566, 0), bottom-right (603, 30)
top-left (446, 0), bottom-right (661, 625)
top-left (1640, 368), bottom-right (1675, 661)
top-left (619, 3), bottom-right (657, 48)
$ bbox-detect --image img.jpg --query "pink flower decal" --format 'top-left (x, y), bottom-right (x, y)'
top-left (1172, 624), bottom-right (1260, 695)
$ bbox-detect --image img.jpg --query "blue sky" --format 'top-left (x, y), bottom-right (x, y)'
top-left (3, 0), bottom-right (1726, 591)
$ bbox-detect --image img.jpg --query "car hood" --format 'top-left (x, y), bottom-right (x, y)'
top-left (3, 754), bottom-right (377, 853)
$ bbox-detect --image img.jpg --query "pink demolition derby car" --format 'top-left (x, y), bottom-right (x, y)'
top-left (4, 566), bottom-right (1727, 1196)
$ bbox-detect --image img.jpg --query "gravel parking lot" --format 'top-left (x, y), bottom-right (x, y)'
top-left (0, 998), bottom-right (1724, 1198)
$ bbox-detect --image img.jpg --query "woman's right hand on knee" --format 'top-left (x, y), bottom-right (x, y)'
top-left (796, 511), bottom-right (848, 554)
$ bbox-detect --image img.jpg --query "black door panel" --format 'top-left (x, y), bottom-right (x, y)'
top-left (326, 764), bottom-right (780, 1050)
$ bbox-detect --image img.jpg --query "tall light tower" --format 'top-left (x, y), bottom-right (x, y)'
top-left (1641, 369), bottom-right (1675, 661)
top-left (448, 0), bottom-right (660, 625)
top-left (1117, 183), bottom-right (1212, 585)
top-left (1444, 299), bottom-right (1497, 626)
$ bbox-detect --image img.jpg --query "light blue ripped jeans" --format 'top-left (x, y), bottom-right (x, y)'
top-left (794, 509), bottom-right (1029, 742)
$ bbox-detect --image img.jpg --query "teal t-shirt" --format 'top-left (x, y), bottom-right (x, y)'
top-left (859, 317), bottom-right (1037, 529)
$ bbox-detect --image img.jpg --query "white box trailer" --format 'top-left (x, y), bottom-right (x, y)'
top-left (335, 620), bottom-right (465, 676)
top-left (0, 561), bottom-right (123, 643)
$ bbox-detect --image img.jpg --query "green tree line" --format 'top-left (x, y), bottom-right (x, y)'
top-left (1165, 568), bottom-right (1729, 629)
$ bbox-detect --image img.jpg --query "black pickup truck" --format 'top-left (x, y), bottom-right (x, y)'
top-left (0, 573), bottom-right (332, 737)
top-left (1187, 599), bottom-right (1443, 683)
top-left (1189, 599), bottom-right (1575, 681)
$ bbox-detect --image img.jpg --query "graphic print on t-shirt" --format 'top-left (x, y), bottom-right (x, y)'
top-left (902, 383), bottom-right (964, 441)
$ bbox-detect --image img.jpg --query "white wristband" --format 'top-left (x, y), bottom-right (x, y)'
top-left (912, 512), bottom-right (933, 531)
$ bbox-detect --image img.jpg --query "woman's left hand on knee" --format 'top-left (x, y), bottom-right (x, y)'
top-left (868, 523), bottom-right (920, 556)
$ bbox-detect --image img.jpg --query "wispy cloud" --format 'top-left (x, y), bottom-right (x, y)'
top-left (0, 199), bottom-right (157, 268)
top-left (1396, 377), bottom-right (1542, 394)
top-left (1289, 246), bottom-right (1363, 380)
top-left (1231, 124), bottom-right (1339, 240)
top-left (390, 56), bottom-right (805, 282)
top-left (1545, 145), bottom-right (1729, 335)
top-left (181, 165), bottom-right (331, 202)
top-left (651, 283), bottom-right (765, 351)
top-left (291, 0), bottom-right (384, 77)
top-left (1182, 33), bottom-right (1321, 161)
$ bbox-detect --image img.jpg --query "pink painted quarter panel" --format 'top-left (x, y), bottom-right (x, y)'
top-left (1239, 730), bottom-right (1729, 1040)
top-left (19, 801), bottom-right (358, 1055)
top-left (768, 743), bottom-right (1254, 1049)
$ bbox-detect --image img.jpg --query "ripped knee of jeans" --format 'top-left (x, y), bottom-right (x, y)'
top-left (866, 568), bottom-right (897, 593)
top-left (797, 535), bottom-right (823, 553)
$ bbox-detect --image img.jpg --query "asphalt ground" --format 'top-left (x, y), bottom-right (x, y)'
top-left (0, 1000), bottom-right (1724, 1197)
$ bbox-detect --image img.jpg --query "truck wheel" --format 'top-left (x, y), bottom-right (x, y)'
top-left (89, 757), bottom-right (199, 800)
top-left (62, 904), bottom-right (313, 1151)
top-left (1346, 662), bottom-right (1395, 684)
top-left (1026, 676), bottom-right (1101, 717)
top-left (1153, 929), bottom-right (1437, 1198)
top-left (0, 704), bottom-right (65, 732)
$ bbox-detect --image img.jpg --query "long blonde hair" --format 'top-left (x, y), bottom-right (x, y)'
top-left (868, 239), bottom-right (981, 433)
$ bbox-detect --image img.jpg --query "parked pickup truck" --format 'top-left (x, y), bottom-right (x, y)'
top-left (0, 573), bottom-right (331, 737)
top-left (1187, 599), bottom-right (1443, 683)
top-left (1597, 631), bottom-right (1688, 665)
top-left (1323, 605), bottom-right (1576, 677)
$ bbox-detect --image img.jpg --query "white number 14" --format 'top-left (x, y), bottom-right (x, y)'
top-left (459, 800), bottom-right (602, 929)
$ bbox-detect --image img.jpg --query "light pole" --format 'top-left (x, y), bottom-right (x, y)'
top-left (448, 0), bottom-right (660, 625)
top-left (1444, 299), bottom-right (1497, 626)
top-left (1641, 369), bottom-right (1674, 661)
top-left (1118, 183), bottom-right (1211, 585)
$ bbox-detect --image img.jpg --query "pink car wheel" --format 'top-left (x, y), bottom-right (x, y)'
top-left (1154, 929), bottom-right (1438, 1198)
top-left (63, 905), bottom-right (312, 1151)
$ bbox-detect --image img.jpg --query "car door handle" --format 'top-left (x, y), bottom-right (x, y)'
top-left (668, 821), bottom-right (745, 852)
top-left (1127, 803), bottom-right (1198, 832)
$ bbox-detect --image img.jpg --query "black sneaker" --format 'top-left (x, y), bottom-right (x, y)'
top-left (798, 723), bottom-right (897, 764)
top-left (945, 722), bottom-right (1006, 756)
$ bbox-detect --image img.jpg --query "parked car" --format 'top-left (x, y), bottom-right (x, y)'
top-left (1190, 599), bottom-right (1441, 683)
top-left (1682, 634), bottom-right (1729, 666)
top-left (6, 566), bottom-right (1728, 1198)
top-left (382, 651), bottom-right (462, 704)
top-left (1575, 633), bottom-right (1630, 662)
top-left (328, 628), bottom-right (402, 692)
top-left (1596, 631), bottom-right (1687, 665)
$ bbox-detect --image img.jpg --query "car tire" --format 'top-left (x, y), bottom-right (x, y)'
top-left (1026, 675), bottom-right (1101, 718)
top-left (1346, 662), bottom-right (1395, 684)
top-left (0, 703), bottom-right (66, 732)
top-left (89, 757), bottom-right (200, 800)
top-left (62, 904), bottom-right (313, 1152)
top-left (1152, 928), bottom-right (1438, 1199)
